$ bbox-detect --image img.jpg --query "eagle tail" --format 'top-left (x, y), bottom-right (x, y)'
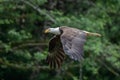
top-left (84, 31), bottom-right (101, 37)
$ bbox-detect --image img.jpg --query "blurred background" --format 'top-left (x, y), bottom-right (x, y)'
top-left (0, 0), bottom-right (120, 80)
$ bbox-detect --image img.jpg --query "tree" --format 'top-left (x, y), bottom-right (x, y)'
top-left (0, 0), bottom-right (120, 80)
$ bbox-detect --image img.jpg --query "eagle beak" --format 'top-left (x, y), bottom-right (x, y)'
top-left (44, 29), bottom-right (50, 33)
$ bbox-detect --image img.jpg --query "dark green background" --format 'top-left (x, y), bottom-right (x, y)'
top-left (0, 0), bottom-right (120, 80)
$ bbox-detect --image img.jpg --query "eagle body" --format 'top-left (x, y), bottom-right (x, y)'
top-left (45, 26), bottom-right (101, 69)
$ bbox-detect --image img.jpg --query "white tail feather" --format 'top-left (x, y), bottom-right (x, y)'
top-left (83, 31), bottom-right (101, 37)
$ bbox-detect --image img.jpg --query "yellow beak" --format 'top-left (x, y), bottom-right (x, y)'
top-left (44, 29), bottom-right (50, 33)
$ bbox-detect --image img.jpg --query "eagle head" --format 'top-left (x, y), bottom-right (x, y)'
top-left (44, 27), bottom-right (61, 35)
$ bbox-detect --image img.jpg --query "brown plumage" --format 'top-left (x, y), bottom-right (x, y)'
top-left (45, 26), bottom-right (101, 69)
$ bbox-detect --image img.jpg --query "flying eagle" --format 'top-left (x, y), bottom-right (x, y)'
top-left (44, 26), bottom-right (101, 69)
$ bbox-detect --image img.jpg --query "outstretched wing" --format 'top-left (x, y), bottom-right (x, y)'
top-left (46, 35), bottom-right (65, 69)
top-left (60, 27), bottom-right (87, 61)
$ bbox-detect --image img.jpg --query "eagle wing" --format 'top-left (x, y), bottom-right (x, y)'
top-left (46, 35), bottom-right (65, 69)
top-left (60, 28), bottom-right (87, 61)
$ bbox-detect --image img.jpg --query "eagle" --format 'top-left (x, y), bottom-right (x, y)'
top-left (44, 26), bottom-right (101, 69)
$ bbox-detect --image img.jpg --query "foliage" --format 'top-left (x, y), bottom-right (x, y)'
top-left (0, 0), bottom-right (120, 80)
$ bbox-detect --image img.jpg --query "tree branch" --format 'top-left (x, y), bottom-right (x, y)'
top-left (20, 0), bottom-right (56, 23)
top-left (12, 42), bottom-right (47, 50)
top-left (0, 41), bottom-right (48, 53)
top-left (0, 58), bottom-right (49, 70)
top-left (96, 58), bottom-right (120, 76)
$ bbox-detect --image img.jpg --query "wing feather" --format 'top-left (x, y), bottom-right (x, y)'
top-left (60, 27), bottom-right (87, 61)
top-left (46, 35), bottom-right (65, 69)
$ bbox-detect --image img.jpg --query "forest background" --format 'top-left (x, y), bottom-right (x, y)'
top-left (0, 0), bottom-right (120, 80)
